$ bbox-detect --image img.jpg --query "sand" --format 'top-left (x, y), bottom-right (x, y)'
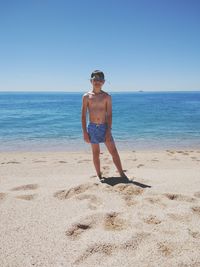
top-left (0, 149), bottom-right (200, 267)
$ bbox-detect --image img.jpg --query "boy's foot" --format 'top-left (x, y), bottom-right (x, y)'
top-left (98, 176), bottom-right (106, 183)
top-left (97, 171), bottom-right (103, 180)
top-left (120, 172), bottom-right (129, 180)
top-left (97, 172), bottom-right (106, 182)
top-left (100, 178), bottom-right (106, 183)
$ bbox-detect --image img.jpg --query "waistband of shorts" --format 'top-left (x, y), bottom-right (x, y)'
top-left (88, 122), bottom-right (107, 126)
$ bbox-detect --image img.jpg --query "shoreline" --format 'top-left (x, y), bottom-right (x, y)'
top-left (1, 147), bottom-right (200, 154)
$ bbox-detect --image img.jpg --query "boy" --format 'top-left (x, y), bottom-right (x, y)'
top-left (81, 70), bottom-right (128, 181)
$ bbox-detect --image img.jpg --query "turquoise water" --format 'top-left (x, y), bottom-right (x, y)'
top-left (0, 91), bottom-right (200, 151)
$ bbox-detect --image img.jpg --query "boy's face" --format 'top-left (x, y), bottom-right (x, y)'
top-left (90, 78), bottom-right (105, 89)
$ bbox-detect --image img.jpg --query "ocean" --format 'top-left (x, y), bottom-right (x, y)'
top-left (0, 91), bottom-right (200, 151)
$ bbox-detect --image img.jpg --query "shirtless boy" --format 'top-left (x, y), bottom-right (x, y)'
top-left (81, 70), bottom-right (128, 181)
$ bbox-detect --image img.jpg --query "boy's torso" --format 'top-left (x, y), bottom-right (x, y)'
top-left (86, 90), bottom-right (108, 124)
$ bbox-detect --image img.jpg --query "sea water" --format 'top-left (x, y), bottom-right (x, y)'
top-left (0, 91), bottom-right (200, 151)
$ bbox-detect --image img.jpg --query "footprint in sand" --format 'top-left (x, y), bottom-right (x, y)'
top-left (110, 183), bottom-right (144, 206)
top-left (171, 158), bottom-right (180, 161)
top-left (143, 215), bottom-right (162, 225)
top-left (194, 191), bottom-right (200, 198)
top-left (157, 241), bottom-right (174, 257)
top-left (163, 193), bottom-right (197, 203)
top-left (102, 165), bottom-right (110, 170)
top-left (58, 160), bottom-right (68, 163)
top-left (10, 183), bottom-right (39, 191)
top-left (65, 214), bottom-right (99, 240)
top-left (122, 195), bottom-right (138, 206)
top-left (191, 206), bottom-right (200, 216)
top-left (74, 243), bottom-right (117, 264)
top-left (190, 156), bottom-right (200, 161)
top-left (102, 165), bottom-right (110, 175)
top-left (151, 159), bottom-right (159, 162)
top-left (104, 211), bottom-right (127, 231)
top-left (1, 161), bottom-right (21, 164)
top-left (182, 152), bottom-right (190, 155)
top-left (76, 193), bottom-right (102, 210)
top-left (115, 169), bottom-right (128, 174)
top-left (120, 232), bottom-right (151, 250)
top-left (167, 212), bottom-right (191, 223)
top-left (54, 182), bottom-right (104, 209)
top-left (187, 228), bottom-right (200, 239)
top-left (73, 231), bottom-right (150, 265)
top-left (15, 194), bottom-right (37, 201)
top-left (168, 150), bottom-right (192, 156)
top-left (144, 196), bottom-right (167, 207)
top-left (66, 211), bottom-right (127, 241)
top-left (90, 175), bottom-right (97, 179)
top-left (166, 150), bottom-right (175, 155)
top-left (54, 181), bottom-right (145, 209)
top-left (0, 192), bottom-right (7, 202)
top-left (112, 183), bottom-right (144, 196)
top-left (77, 159), bottom-right (92, 163)
top-left (104, 159), bottom-right (113, 164)
top-left (66, 223), bottom-right (92, 238)
top-left (9, 183), bottom-right (39, 201)
top-left (175, 150), bottom-right (190, 156)
top-left (136, 164), bottom-right (145, 168)
top-left (54, 182), bottom-right (100, 200)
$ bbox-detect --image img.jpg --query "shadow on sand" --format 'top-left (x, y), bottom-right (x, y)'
top-left (100, 176), bottom-right (151, 188)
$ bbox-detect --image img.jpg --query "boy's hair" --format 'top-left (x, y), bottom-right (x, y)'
top-left (91, 70), bottom-right (105, 80)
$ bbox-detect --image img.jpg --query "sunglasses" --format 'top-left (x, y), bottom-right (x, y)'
top-left (92, 78), bottom-right (105, 82)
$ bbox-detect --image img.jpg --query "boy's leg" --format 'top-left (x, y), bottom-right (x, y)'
top-left (104, 140), bottom-right (127, 178)
top-left (91, 143), bottom-right (102, 178)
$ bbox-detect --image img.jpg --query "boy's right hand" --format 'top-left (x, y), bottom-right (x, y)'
top-left (83, 131), bottom-right (90, 143)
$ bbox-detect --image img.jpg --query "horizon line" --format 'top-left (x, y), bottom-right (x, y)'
top-left (0, 90), bottom-right (200, 93)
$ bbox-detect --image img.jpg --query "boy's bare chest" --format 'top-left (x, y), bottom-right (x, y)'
top-left (88, 94), bottom-right (106, 109)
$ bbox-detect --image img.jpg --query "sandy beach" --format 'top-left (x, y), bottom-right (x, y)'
top-left (1, 149), bottom-right (200, 267)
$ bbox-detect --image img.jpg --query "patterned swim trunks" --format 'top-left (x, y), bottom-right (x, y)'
top-left (87, 122), bottom-right (114, 144)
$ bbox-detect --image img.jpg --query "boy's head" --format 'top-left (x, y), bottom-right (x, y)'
top-left (90, 70), bottom-right (105, 88)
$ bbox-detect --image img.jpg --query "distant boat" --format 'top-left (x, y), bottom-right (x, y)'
top-left (138, 90), bottom-right (144, 92)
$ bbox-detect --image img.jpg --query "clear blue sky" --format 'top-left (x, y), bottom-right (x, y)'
top-left (0, 0), bottom-right (199, 91)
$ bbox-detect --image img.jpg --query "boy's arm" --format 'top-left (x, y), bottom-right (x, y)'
top-left (106, 95), bottom-right (112, 132)
top-left (81, 94), bottom-right (88, 133)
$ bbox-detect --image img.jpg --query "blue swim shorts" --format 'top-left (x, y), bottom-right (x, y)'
top-left (87, 122), bottom-right (114, 144)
